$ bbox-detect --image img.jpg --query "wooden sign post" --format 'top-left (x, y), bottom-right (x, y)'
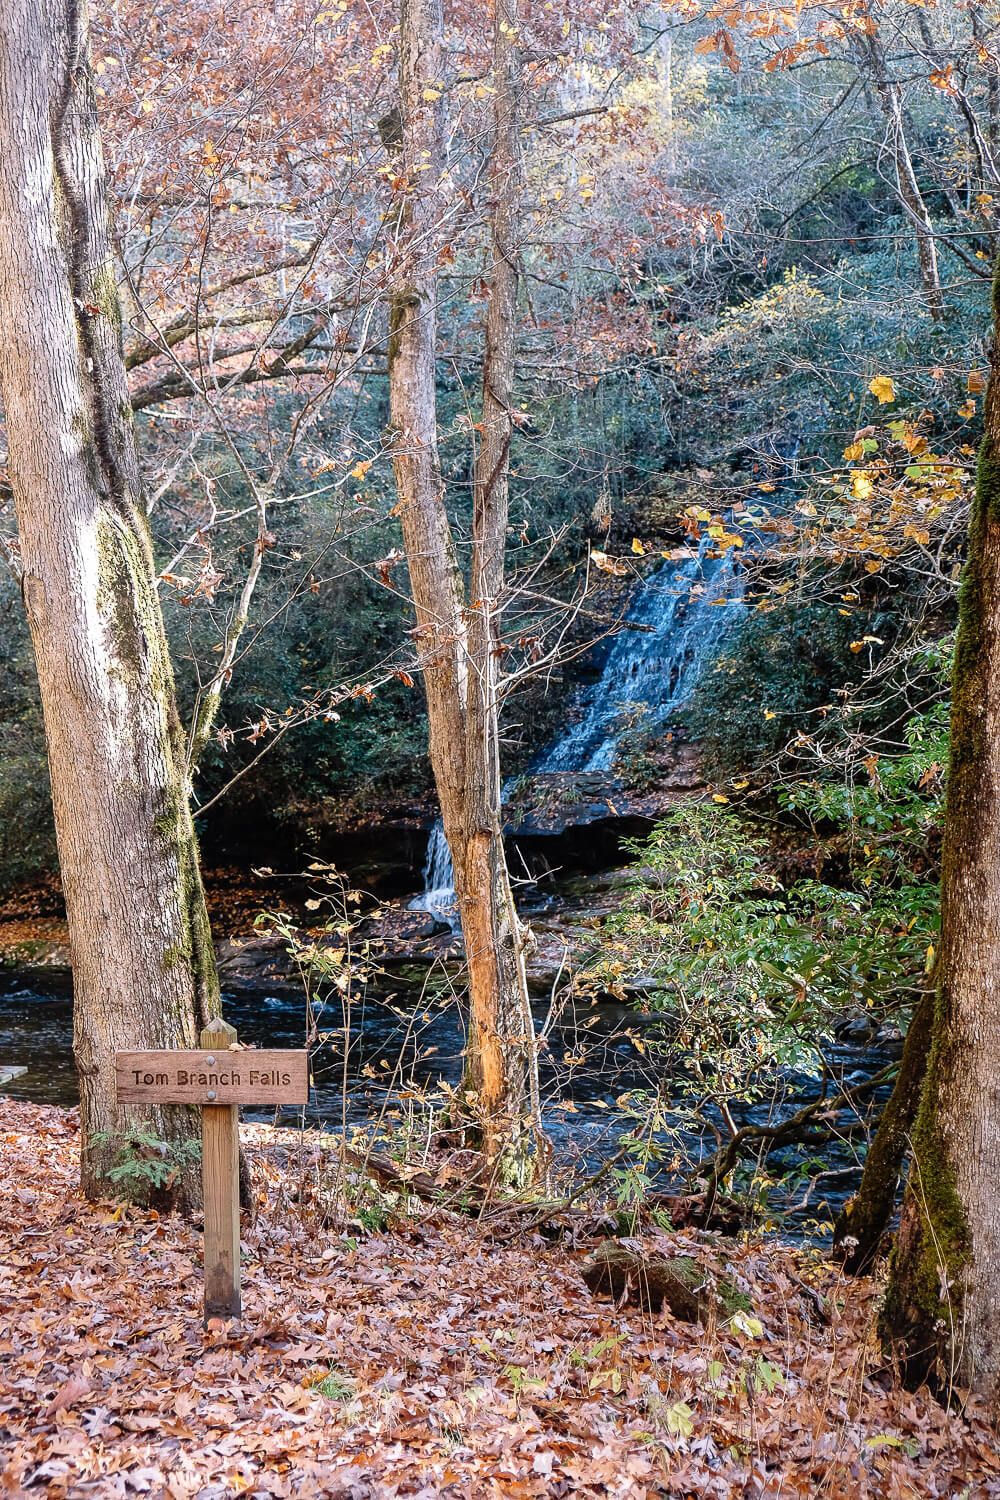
top-left (116, 1018), bottom-right (308, 1325)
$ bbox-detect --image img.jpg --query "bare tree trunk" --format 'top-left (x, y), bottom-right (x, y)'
top-left (882, 260), bottom-right (1000, 1398)
top-left (388, 0), bottom-right (469, 835)
top-left (387, 0), bottom-right (542, 1170)
top-left (860, 29), bottom-right (944, 320)
top-left (0, 0), bottom-right (218, 1204)
top-left (462, 0), bottom-right (542, 1165)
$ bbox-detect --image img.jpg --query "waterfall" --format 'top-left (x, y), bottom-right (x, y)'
top-left (537, 534), bottom-right (745, 773)
top-left (409, 536), bottom-right (745, 920)
top-left (414, 821), bottom-right (458, 925)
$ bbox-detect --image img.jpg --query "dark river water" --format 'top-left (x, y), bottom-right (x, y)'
top-left (0, 965), bottom-right (897, 1234)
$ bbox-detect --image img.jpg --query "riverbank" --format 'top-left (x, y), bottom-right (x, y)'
top-left (1, 1097), bottom-right (997, 1497)
top-left (0, 782), bottom-right (915, 1241)
top-left (0, 869), bottom-right (291, 972)
top-left (0, 741), bottom-right (705, 980)
top-left (0, 860), bottom-right (635, 995)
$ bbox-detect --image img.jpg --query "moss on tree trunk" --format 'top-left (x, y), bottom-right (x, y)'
top-left (881, 261), bottom-right (1000, 1397)
top-left (0, 1), bottom-right (219, 1212)
top-left (834, 987), bottom-right (933, 1274)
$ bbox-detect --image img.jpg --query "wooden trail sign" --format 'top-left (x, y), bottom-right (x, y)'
top-left (116, 1018), bottom-right (308, 1325)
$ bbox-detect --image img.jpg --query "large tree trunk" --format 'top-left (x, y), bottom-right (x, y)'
top-left (0, 0), bottom-right (218, 1203)
top-left (387, 0), bottom-right (468, 833)
top-left (387, 0), bottom-right (541, 1169)
top-left (882, 261), bottom-right (1000, 1397)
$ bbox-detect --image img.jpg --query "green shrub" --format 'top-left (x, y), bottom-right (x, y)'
top-left (686, 599), bottom-right (885, 777)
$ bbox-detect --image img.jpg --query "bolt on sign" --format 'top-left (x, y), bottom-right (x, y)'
top-left (116, 1019), bottom-right (309, 1325)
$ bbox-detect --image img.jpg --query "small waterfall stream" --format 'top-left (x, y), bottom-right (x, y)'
top-left (414, 821), bottom-right (460, 924)
top-left (535, 535), bottom-right (743, 773)
top-left (409, 538), bottom-right (745, 918)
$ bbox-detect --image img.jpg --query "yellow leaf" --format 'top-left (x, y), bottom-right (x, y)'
top-left (631, 537), bottom-right (645, 554)
top-left (712, 793), bottom-right (730, 803)
top-left (958, 398), bottom-right (976, 419)
top-left (350, 459), bottom-right (373, 480)
top-left (421, 87), bottom-right (441, 101)
top-left (851, 471), bottom-right (873, 501)
top-left (731, 1311), bottom-right (764, 1339)
top-left (843, 440), bottom-right (865, 462)
top-left (868, 375), bottom-right (896, 404)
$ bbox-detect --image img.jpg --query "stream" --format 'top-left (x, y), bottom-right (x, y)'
top-left (0, 962), bottom-right (898, 1236)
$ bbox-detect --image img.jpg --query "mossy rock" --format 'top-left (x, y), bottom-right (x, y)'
top-left (582, 1240), bottom-right (747, 1322)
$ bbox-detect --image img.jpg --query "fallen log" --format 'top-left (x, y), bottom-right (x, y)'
top-left (582, 1239), bottom-right (742, 1322)
top-left (342, 1146), bottom-right (483, 1207)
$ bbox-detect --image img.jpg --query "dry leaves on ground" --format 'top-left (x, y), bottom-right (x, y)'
top-left (1, 1099), bottom-right (998, 1498)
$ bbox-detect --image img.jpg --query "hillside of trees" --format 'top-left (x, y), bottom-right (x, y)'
top-left (4, 0), bottom-right (1000, 1493)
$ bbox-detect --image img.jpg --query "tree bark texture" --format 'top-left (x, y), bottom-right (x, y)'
top-left (388, 0), bottom-right (468, 831)
top-left (460, 0), bottom-right (541, 1164)
top-left (388, 0), bottom-right (541, 1167)
top-left (882, 261), bottom-right (1000, 1399)
top-left (0, 0), bottom-right (219, 1202)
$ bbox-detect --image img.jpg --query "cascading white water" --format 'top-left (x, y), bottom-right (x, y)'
top-left (408, 536), bottom-right (745, 921)
top-left (537, 534), bottom-right (745, 774)
top-left (415, 820), bottom-right (459, 924)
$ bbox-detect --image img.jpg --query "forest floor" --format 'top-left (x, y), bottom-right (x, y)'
top-left (2, 1101), bottom-right (1000, 1497)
